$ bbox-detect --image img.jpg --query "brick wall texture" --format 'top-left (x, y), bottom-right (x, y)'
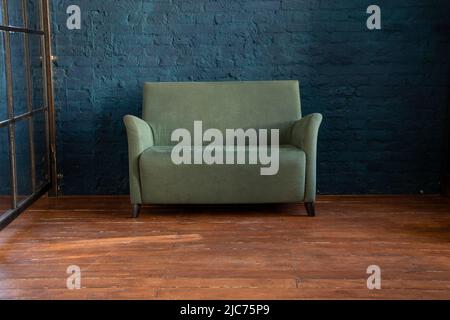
top-left (51, 0), bottom-right (450, 195)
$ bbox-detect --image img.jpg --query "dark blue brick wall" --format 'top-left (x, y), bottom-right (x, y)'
top-left (50, 0), bottom-right (450, 195)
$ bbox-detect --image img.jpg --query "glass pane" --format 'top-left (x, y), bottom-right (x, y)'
top-left (10, 32), bottom-right (28, 116)
top-left (33, 110), bottom-right (47, 187)
top-left (26, 0), bottom-right (41, 31)
top-left (7, 0), bottom-right (24, 27)
top-left (29, 34), bottom-right (44, 109)
top-left (0, 32), bottom-right (7, 121)
top-left (14, 120), bottom-right (32, 202)
top-left (0, 126), bottom-right (12, 212)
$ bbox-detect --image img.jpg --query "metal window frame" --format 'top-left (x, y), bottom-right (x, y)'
top-left (0, 25), bottom-right (44, 35)
top-left (41, 0), bottom-right (57, 197)
top-left (0, 0), bottom-right (55, 230)
top-left (0, 106), bottom-right (47, 127)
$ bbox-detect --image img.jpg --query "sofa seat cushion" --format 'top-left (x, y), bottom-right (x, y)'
top-left (139, 145), bottom-right (306, 204)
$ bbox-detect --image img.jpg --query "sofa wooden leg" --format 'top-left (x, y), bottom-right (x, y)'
top-left (305, 202), bottom-right (315, 217)
top-left (131, 204), bottom-right (141, 218)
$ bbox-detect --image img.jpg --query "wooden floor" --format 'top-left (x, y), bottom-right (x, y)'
top-left (0, 195), bottom-right (449, 300)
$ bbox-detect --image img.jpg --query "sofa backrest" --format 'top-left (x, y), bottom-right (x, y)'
top-left (142, 80), bottom-right (301, 145)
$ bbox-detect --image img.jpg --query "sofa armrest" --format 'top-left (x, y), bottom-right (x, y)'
top-left (290, 113), bottom-right (323, 202)
top-left (124, 115), bottom-right (155, 204)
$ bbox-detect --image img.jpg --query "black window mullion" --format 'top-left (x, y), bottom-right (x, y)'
top-left (21, 0), bottom-right (36, 192)
top-left (2, 0), bottom-right (18, 208)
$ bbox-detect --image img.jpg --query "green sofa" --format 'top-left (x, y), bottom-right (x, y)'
top-left (124, 81), bottom-right (322, 217)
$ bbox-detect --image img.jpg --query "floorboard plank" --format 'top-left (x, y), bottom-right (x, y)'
top-left (0, 195), bottom-right (449, 299)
